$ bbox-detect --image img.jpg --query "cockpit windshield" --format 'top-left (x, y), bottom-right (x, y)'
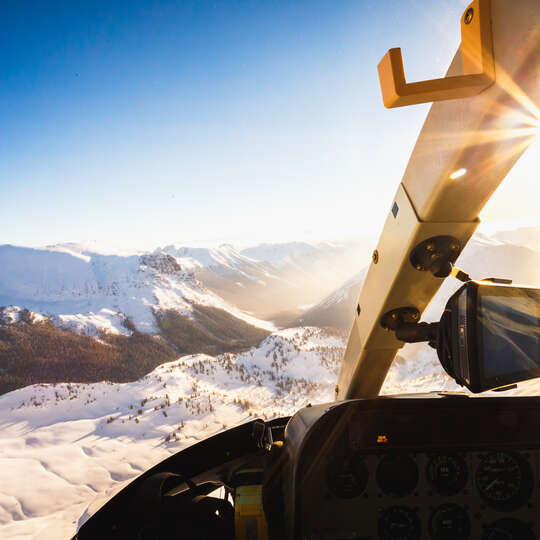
top-left (1, 1), bottom-right (539, 539)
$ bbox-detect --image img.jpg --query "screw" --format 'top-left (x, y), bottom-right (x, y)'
top-left (391, 313), bottom-right (397, 319)
top-left (426, 242), bottom-right (435, 251)
top-left (451, 243), bottom-right (460, 250)
top-left (372, 249), bottom-right (379, 264)
top-left (416, 264), bottom-right (423, 271)
top-left (464, 7), bottom-right (474, 24)
top-left (411, 312), bottom-right (419, 320)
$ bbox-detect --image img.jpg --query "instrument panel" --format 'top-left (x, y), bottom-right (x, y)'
top-left (292, 398), bottom-right (540, 540)
top-left (302, 449), bottom-right (537, 539)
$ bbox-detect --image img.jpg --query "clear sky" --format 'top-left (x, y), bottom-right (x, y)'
top-left (1, 0), bottom-right (538, 250)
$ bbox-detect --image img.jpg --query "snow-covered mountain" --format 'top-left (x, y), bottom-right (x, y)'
top-left (2, 230), bottom-right (540, 539)
top-left (0, 240), bottom-right (373, 337)
top-left (0, 327), bottom-right (345, 540)
top-left (0, 243), bottom-right (273, 336)
top-left (161, 240), bottom-right (373, 323)
top-left (492, 225), bottom-right (540, 252)
top-left (0, 244), bottom-right (277, 394)
top-left (292, 232), bottom-right (540, 331)
top-left (3, 320), bottom-right (540, 539)
top-left (294, 269), bottom-right (366, 331)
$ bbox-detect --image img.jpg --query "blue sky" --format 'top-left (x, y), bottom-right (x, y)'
top-left (1, 0), bottom-right (537, 250)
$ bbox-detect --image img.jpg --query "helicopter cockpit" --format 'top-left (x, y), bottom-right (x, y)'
top-left (73, 0), bottom-right (540, 538)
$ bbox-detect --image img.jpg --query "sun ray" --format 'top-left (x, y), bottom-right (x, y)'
top-left (493, 58), bottom-right (540, 124)
top-left (468, 136), bottom-right (536, 179)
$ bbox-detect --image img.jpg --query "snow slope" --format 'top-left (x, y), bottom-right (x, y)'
top-left (493, 225), bottom-right (540, 252)
top-left (3, 321), bottom-right (539, 539)
top-left (160, 241), bottom-right (373, 321)
top-left (0, 327), bottom-right (344, 540)
top-left (0, 244), bottom-right (274, 337)
top-left (161, 244), bottom-right (274, 280)
top-left (294, 269), bottom-right (366, 331)
top-left (294, 232), bottom-right (540, 331)
top-left (2, 230), bottom-right (540, 539)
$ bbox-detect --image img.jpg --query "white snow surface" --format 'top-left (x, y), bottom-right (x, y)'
top-left (0, 306), bottom-right (46, 325)
top-left (162, 240), bottom-right (373, 285)
top-left (3, 323), bottom-right (539, 540)
top-left (0, 327), bottom-right (343, 539)
top-left (0, 244), bottom-right (275, 335)
top-left (312, 269), bottom-right (366, 309)
top-left (161, 244), bottom-right (262, 273)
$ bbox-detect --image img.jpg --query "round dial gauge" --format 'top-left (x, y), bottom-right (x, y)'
top-left (475, 452), bottom-right (532, 511)
top-left (429, 503), bottom-right (471, 540)
top-left (481, 518), bottom-right (535, 540)
top-left (326, 452), bottom-right (368, 498)
top-left (427, 454), bottom-right (468, 496)
top-left (377, 454), bottom-right (418, 497)
top-left (379, 505), bottom-right (421, 540)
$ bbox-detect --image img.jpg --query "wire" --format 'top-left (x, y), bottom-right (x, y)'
top-left (450, 266), bottom-right (471, 282)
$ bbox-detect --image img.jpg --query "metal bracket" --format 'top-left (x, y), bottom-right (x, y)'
top-left (377, 0), bottom-right (495, 108)
top-left (410, 235), bottom-right (462, 278)
top-left (380, 307), bottom-right (420, 332)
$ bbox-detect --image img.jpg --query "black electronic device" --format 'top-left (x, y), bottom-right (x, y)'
top-left (393, 281), bottom-right (540, 393)
top-left (438, 281), bottom-right (540, 393)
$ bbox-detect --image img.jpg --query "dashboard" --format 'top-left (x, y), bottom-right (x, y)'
top-left (286, 396), bottom-right (540, 540)
top-left (74, 396), bottom-right (540, 540)
top-left (303, 448), bottom-right (536, 539)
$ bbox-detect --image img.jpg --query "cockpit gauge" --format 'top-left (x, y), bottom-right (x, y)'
top-left (429, 503), bottom-right (471, 540)
top-left (426, 454), bottom-right (468, 496)
top-left (481, 518), bottom-right (535, 540)
top-left (376, 454), bottom-right (419, 497)
top-left (326, 452), bottom-right (368, 499)
top-left (475, 452), bottom-right (533, 511)
top-left (378, 505), bottom-right (421, 540)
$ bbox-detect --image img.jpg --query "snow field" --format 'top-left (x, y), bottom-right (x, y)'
top-left (0, 327), bottom-right (344, 539)
top-left (0, 244), bottom-right (274, 337)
